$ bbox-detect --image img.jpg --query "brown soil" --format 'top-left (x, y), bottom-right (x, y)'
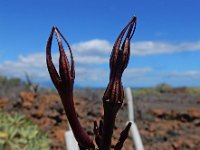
top-left (0, 89), bottom-right (200, 150)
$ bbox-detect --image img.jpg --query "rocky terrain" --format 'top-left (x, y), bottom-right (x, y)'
top-left (0, 82), bottom-right (200, 150)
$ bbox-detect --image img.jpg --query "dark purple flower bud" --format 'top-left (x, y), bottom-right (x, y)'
top-left (103, 16), bottom-right (136, 103)
top-left (46, 27), bottom-right (94, 149)
top-left (100, 16), bottom-right (136, 150)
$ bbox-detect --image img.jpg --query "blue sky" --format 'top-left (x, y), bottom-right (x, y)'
top-left (0, 0), bottom-right (200, 87)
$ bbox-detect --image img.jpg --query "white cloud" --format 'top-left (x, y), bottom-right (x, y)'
top-left (75, 67), bottom-right (153, 87)
top-left (1, 39), bottom-right (200, 87)
top-left (133, 40), bottom-right (200, 56)
top-left (72, 39), bottom-right (112, 55)
top-left (75, 55), bottom-right (108, 64)
top-left (166, 70), bottom-right (200, 79)
top-left (0, 50), bottom-right (152, 86)
top-left (71, 39), bottom-right (200, 56)
top-left (125, 67), bottom-right (153, 76)
top-left (0, 54), bottom-right (47, 80)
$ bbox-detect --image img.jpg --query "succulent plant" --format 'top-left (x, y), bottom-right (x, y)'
top-left (0, 111), bottom-right (51, 150)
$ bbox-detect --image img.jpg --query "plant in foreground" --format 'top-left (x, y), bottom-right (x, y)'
top-left (0, 111), bottom-right (50, 150)
top-left (46, 16), bottom-right (136, 150)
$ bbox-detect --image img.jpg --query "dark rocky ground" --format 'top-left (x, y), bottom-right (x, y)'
top-left (0, 85), bottom-right (200, 150)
